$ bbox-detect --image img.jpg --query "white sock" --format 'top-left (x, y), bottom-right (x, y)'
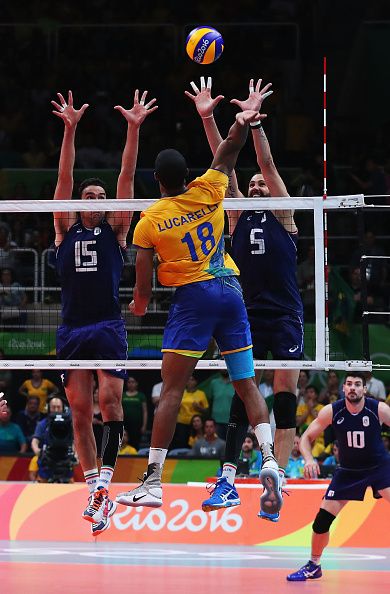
top-left (311, 554), bottom-right (321, 565)
top-left (222, 463), bottom-right (237, 486)
top-left (96, 466), bottom-right (114, 491)
top-left (254, 423), bottom-right (273, 447)
top-left (84, 468), bottom-right (99, 494)
top-left (148, 447), bottom-right (168, 467)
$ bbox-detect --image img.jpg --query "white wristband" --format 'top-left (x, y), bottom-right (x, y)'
top-left (250, 120), bottom-right (262, 129)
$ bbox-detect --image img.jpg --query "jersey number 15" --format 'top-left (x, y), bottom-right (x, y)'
top-left (75, 240), bottom-right (97, 272)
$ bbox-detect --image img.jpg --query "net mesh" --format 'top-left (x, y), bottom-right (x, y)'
top-left (0, 195), bottom-right (370, 371)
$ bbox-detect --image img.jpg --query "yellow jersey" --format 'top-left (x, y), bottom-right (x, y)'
top-left (177, 389), bottom-right (209, 425)
top-left (133, 169), bottom-right (239, 286)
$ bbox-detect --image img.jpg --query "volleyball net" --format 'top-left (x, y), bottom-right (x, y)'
top-left (0, 194), bottom-right (374, 371)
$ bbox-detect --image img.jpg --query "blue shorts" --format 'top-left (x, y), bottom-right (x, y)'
top-left (248, 309), bottom-right (304, 360)
top-left (56, 319), bottom-right (128, 384)
top-left (325, 458), bottom-right (390, 501)
top-left (162, 277), bottom-right (254, 380)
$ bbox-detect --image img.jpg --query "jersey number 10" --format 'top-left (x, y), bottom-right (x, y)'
top-left (346, 430), bottom-right (365, 449)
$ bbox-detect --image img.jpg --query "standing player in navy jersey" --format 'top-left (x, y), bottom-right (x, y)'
top-left (52, 89), bottom-right (157, 535)
top-left (287, 372), bottom-right (390, 581)
top-left (186, 78), bottom-right (303, 520)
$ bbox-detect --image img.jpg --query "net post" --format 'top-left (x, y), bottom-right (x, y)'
top-left (314, 198), bottom-right (326, 365)
top-left (357, 208), bottom-right (370, 360)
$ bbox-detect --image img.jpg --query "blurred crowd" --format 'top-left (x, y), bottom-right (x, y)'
top-left (1, 367), bottom-right (389, 482)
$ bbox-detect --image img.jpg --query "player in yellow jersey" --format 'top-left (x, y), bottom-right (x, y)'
top-left (116, 107), bottom-right (282, 519)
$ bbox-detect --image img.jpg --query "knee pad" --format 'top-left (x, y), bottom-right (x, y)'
top-left (273, 391), bottom-right (297, 429)
top-left (312, 508), bottom-right (336, 534)
top-left (228, 392), bottom-right (248, 425)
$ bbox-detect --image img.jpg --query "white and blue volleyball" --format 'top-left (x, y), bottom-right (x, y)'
top-left (186, 27), bottom-right (224, 64)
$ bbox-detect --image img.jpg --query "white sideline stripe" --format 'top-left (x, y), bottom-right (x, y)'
top-left (0, 360), bottom-right (372, 370)
top-left (186, 482), bottom-right (328, 490)
top-left (0, 195), bottom-right (365, 212)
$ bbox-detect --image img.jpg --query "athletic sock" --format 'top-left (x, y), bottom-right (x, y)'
top-left (148, 447), bottom-right (168, 469)
top-left (96, 421), bottom-right (124, 491)
top-left (84, 468), bottom-right (99, 494)
top-left (96, 466), bottom-right (114, 490)
top-left (221, 462), bottom-right (237, 486)
top-left (253, 422), bottom-right (273, 448)
top-left (310, 555), bottom-right (321, 565)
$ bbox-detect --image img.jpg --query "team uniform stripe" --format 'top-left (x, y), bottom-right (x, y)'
top-left (161, 348), bottom-right (205, 358)
top-left (220, 344), bottom-right (253, 356)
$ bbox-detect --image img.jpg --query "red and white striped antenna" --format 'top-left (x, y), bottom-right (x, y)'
top-left (323, 56), bottom-right (330, 363)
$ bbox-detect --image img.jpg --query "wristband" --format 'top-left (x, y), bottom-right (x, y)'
top-left (250, 120), bottom-right (263, 129)
top-left (201, 115), bottom-right (214, 120)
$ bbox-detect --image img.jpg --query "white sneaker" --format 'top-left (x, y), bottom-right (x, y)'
top-left (116, 464), bottom-right (163, 508)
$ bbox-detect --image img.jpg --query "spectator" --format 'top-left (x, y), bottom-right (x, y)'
top-left (14, 396), bottom-right (44, 449)
top-left (92, 385), bottom-right (103, 458)
top-left (172, 375), bottom-right (209, 449)
top-left (0, 267), bottom-right (27, 329)
top-left (0, 347), bottom-right (12, 397)
top-left (297, 244), bottom-right (315, 320)
top-left (191, 418), bottom-right (226, 458)
top-left (188, 414), bottom-right (204, 448)
top-left (319, 371), bottom-right (342, 404)
top-left (259, 369), bottom-right (276, 436)
top-left (322, 441), bottom-right (340, 466)
top-left (238, 433), bottom-right (262, 477)
top-left (296, 385), bottom-right (325, 457)
top-left (151, 379), bottom-right (163, 411)
top-left (122, 376), bottom-right (148, 449)
top-left (207, 371), bottom-right (234, 439)
top-left (297, 369), bottom-right (310, 405)
top-left (118, 429), bottom-right (137, 456)
top-left (364, 371), bottom-right (386, 401)
top-left (30, 397), bottom-right (74, 482)
top-left (382, 433), bottom-right (390, 453)
top-left (18, 369), bottom-right (59, 413)
top-left (0, 404), bottom-right (27, 453)
top-left (285, 435), bottom-right (305, 479)
top-left (0, 223), bottom-right (17, 270)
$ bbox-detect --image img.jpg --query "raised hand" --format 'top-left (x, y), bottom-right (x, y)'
top-left (231, 78), bottom-right (273, 113)
top-left (184, 76), bottom-right (224, 118)
top-left (235, 109), bottom-right (267, 127)
top-left (114, 89), bottom-right (158, 127)
top-left (51, 90), bottom-right (89, 128)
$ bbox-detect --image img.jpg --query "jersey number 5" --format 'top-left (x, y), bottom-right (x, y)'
top-left (250, 228), bottom-right (265, 254)
top-left (75, 240), bottom-right (97, 272)
top-left (181, 222), bottom-right (216, 262)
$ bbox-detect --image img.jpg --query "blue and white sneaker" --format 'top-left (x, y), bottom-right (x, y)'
top-left (286, 561), bottom-right (322, 581)
top-left (258, 445), bottom-right (283, 522)
top-left (91, 498), bottom-right (117, 537)
top-left (202, 477), bottom-right (241, 512)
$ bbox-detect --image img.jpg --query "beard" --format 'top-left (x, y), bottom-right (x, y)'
top-left (345, 393), bottom-right (364, 404)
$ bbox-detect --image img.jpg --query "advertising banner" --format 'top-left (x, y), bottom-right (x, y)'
top-left (0, 483), bottom-right (386, 547)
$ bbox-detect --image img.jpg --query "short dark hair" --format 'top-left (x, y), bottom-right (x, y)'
top-left (245, 432), bottom-right (258, 448)
top-left (155, 149), bottom-right (188, 190)
top-left (78, 178), bottom-right (107, 198)
top-left (204, 417), bottom-right (216, 426)
top-left (343, 372), bottom-right (366, 386)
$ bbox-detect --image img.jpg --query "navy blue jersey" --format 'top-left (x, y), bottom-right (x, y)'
top-left (56, 220), bottom-right (125, 326)
top-left (231, 211), bottom-right (303, 315)
top-left (332, 398), bottom-right (389, 470)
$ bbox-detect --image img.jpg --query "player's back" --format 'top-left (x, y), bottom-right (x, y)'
top-left (133, 169), bottom-right (238, 287)
top-left (231, 210), bottom-right (302, 315)
top-left (56, 220), bottom-right (125, 326)
top-left (332, 397), bottom-right (389, 470)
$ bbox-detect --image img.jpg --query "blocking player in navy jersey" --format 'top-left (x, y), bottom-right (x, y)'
top-left (52, 89), bottom-right (157, 535)
top-left (287, 372), bottom-right (390, 581)
top-left (186, 78), bottom-right (302, 520)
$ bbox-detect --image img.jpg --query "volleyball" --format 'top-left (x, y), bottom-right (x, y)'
top-left (186, 26), bottom-right (224, 64)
